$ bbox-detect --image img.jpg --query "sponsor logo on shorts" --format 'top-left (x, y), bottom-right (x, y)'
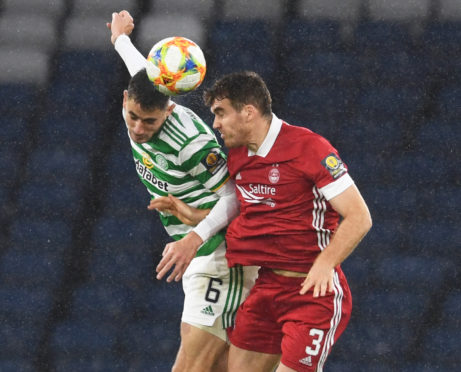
top-left (201, 305), bottom-right (215, 316)
top-left (299, 356), bottom-right (312, 366)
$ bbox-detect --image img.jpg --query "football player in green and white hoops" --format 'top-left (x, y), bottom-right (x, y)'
top-left (108, 11), bottom-right (258, 372)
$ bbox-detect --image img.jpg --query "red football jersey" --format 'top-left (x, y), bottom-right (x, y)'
top-left (226, 115), bottom-right (354, 272)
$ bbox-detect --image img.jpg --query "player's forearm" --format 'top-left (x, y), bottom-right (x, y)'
top-left (193, 180), bottom-right (239, 242)
top-left (315, 211), bottom-right (372, 269)
top-left (114, 34), bottom-right (146, 77)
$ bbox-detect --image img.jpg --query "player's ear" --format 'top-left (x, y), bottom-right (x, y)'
top-left (166, 102), bottom-right (176, 115)
top-left (243, 104), bottom-right (256, 121)
top-left (123, 90), bottom-right (128, 107)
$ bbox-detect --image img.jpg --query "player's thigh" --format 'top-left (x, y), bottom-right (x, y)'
top-left (279, 274), bottom-right (352, 371)
top-left (228, 344), bottom-right (280, 372)
top-left (174, 322), bottom-right (228, 372)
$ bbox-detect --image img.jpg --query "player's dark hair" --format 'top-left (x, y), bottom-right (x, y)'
top-left (203, 71), bottom-right (272, 118)
top-left (127, 69), bottom-right (170, 111)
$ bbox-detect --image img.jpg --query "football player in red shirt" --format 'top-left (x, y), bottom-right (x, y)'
top-left (157, 71), bottom-right (372, 372)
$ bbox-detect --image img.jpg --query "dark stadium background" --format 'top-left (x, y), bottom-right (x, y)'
top-left (0, 0), bottom-right (459, 371)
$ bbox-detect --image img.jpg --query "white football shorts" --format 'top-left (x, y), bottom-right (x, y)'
top-left (181, 241), bottom-right (259, 341)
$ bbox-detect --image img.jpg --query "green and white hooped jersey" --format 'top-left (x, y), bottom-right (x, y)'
top-left (126, 103), bottom-right (229, 256)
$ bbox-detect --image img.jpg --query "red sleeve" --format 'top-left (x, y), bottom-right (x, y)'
top-left (303, 134), bottom-right (348, 189)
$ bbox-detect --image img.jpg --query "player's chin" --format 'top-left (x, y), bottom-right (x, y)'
top-left (223, 137), bottom-right (238, 148)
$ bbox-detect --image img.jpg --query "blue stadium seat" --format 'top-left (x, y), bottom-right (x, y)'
top-left (46, 51), bottom-right (112, 116)
top-left (0, 149), bottom-right (19, 189)
top-left (70, 284), bottom-right (136, 323)
top-left (341, 255), bottom-right (374, 292)
top-left (358, 217), bottom-right (408, 258)
top-left (0, 360), bottom-right (34, 372)
top-left (25, 147), bottom-right (90, 186)
top-left (88, 247), bottom-right (153, 285)
top-left (101, 180), bottom-right (149, 218)
top-left (418, 185), bottom-right (461, 224)
top-left (9, 219), bottom-right (72, 253)
top-left (422, 327), bottom-right (461, 368)
top-left (0, 322), bottom-right (42, 359)
top-left (282, 19), bottom-right (342, 52)
top-left (283, 51), bottom-right (360, 88)
top-left (283, 86), bottom-right (356, 127)
top-left (389, 152), bottom-right (448, 189)
top-left (337, 118), bottom-right (405, 156)
top-left (367, 0), bottom-right (430, 23)
top-left (133, 283), bottom-right (183, 321)
top-left (297, 0), bottom-right (362, 23)
top-left (436, 86), bottom-right (461, 120)
top-left (0, 115), bottom-right (27, 151)
top-left (374, 256), bottom-right (453, 293)
top-left (50, 321), bottom-right (117, 359)
top-left (54, 358), bottom-right (129, 372)
top-left (0, 287), bottom-right (53, 323)
top-left (334, 321), bottom-right (413, 362)
top-left (356, 86), bottom-right (424, 120)
top-left (35, 116), bottom-right (99, 151)
top-left (0, 250), bottom-right (65, 289)
top-left (439, 291), bottom-right (461, 325)
top-left (221, 0), bottom-right (284, 21)
top-left (119, 320), bottom-right (180, 360)
top-left (0, 84), bottom-right (38, 118)
top-left (360, 51), bottom-right (426, 87)
top-left (363, 186), bottom-right (417, 221)
top-left (209, 20), bottom-right (277, 82)
top-left (422, 21), bottom-right (461, 53)
top-left (16, 182), bottom-right (82, 220)
top-left (354, 21), bottom-right (414, 52)
top-left (407, 221), bottom-right (460, 258)
top-left (90, 216), bottom-right (160, 251)
top-left (356, 290), bottom-right (430, 325)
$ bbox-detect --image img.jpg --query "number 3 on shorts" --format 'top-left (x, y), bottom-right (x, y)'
top-left (305, 328), bottom-right (324, 356)
top-left (205, 278), bottom-right (223, 303)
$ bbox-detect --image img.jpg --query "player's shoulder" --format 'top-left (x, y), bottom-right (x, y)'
top-left (166, 103), bottom-right (210, 139)
top-left (280, 121), bottom-right (332, 150)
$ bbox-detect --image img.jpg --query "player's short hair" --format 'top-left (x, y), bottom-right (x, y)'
top-left (204, 71), bottom-right (272, 118)
top-left (127, 69), bottom-right (170, 111)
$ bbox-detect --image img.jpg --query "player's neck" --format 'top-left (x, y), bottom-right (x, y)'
top-left (247, 117), bottom-right (271, 153)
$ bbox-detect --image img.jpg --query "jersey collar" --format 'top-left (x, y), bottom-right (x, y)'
top-left (249, 113), bottom-right (283, 157)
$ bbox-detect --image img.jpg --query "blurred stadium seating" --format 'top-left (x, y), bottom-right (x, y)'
top-left (0, 0), bottom-right (459, 371)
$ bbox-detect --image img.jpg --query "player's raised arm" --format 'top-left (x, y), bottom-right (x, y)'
top-left (107, 11), bottom-right (146, 77)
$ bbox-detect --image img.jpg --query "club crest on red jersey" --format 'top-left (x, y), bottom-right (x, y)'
top-left (268, 164), bottom-right (280, 184)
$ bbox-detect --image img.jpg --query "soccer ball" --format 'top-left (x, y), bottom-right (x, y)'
top-left (146, 36), bottom-right (206, 96)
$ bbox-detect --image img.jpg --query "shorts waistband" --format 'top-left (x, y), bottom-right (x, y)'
top-left (271, 269), bottom-right (308, 278)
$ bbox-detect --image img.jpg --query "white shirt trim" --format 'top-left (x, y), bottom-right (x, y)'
top-left (320, 173), bottom-right (354, 201)
top-left (249, 113), bottom-right (283, 157)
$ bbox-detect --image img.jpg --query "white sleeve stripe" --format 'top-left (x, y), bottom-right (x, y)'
top-left (319, 173), bottom-right (354, 201)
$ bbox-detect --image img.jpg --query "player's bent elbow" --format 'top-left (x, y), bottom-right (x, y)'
top-left (361, 210), bottom-right (373, 236)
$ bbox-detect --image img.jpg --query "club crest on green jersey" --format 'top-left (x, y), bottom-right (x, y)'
top-left (155, 154), bottom-right (169, 170)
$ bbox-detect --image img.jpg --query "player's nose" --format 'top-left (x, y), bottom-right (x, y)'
top-left (132, 121), bottom-right (146, 135)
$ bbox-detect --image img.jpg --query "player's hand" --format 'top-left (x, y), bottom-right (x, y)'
top-left (148, 194), bottom-right (210, 226)
top-left (106, 10), bottom-right (134, 44)
top-left (156, 231), bottom-right (203, 282)
top-left (300, 261), bottom-right (334, 297)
